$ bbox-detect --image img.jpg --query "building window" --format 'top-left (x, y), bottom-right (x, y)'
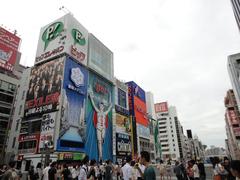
top-left (172, 139), bottom-right (174, 142)
top-left (18, 105), bottom-right (22, 115)
top-left (22, 91), bottom-right (25, 100)
top-left (118, 88), bottom-right (127, 108)
top-left (171, 130), bottom-right (173, 133)
top-left (0, 107), bottom-right (11, 114)
top-left (15, 119), bottom-right (20, 131)
top-left (12, 137), bottom-right (16, 148)
top-left (173, 144), bottom-right (175, 146)
top-left (171, 126), bottom-right (173, 128)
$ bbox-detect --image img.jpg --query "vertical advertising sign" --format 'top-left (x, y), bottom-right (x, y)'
top-left (88, 34), bottom-right (113, 82)
top-left (39, 112), bottom-right (56, 151)
top-left (0, 27), bottom-right (20, 72)
top-left (24, 57), bottom-right (64, 117)
top-left (57, 57), bottom-right (88, 151)
top-left (86, 72), bottom-right (113, 161)
top-left (134, 96), bottom-right (148, 127)
top-left (35, 14), bottom-right (88, 65)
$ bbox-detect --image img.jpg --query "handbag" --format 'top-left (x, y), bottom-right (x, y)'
top-left (214, 175), bottom-right (221, 180)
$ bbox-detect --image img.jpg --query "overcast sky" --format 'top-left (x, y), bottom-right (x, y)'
top-left (1, 0), bottom-right (240, 147)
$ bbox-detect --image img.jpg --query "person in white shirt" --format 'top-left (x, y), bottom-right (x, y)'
top-left (121, 156), bottom-right (133, 180)
top-left (192, 161), bottom-right (200, 180)
top-left (42, 162), bottom-right (51, 180)
top-left (78, 156), bottom-right (89, 180)
top-left (135, 162), bottom-right (145, 180)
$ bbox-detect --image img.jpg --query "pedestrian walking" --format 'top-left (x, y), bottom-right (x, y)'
top-left (42, 162), bottom-right (51, 180)
top-left (192, 160), bottom-right (200, 180)
top-left (197, 159), bottom-right (206, 180)
top-left (139, 151), bottom-right (156, 180)
top-left (121, 156), bottom-right (132, 180)
top-left (223, 158), bottom-right (235, 180)
top-left (48, 161), bottom-right (57, 180)
top-left (230, 160), bottom-right (240, 180)
top-left (174, 161), bottom-right (183, 180)
top-left (1, 161), bottom-right (20, 180)
top-left (78, 155), bottom-right (89, 180)
top-left (157, 160), bottom-right (166, 180)
top-left (105, 160), bottom-right (113, 180)
top-left (165, 160), bottom-right (172, 180)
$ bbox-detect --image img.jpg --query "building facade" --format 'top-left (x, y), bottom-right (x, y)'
top-left (224, 89), bottom-right (240, 159)
top-left (230, 0), bottom-right (240, 31)
top-left (0, 26), bottom-right (26, 162)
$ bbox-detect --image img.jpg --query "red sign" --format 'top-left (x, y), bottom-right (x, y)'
top-left (155, 102), bottom-right (168, 113)
top-left (0, 27), bottom-right (20, 72)
top-left (233, 127), bottom-right (240, 136)
top-left (228, 110), bottom-right (239, 125)
top-left (134, 96), bottom-right (148, 127)
top-left (18, 134), bottom-right (40, 141)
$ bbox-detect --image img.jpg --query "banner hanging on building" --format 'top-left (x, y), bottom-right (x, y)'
top-left (57, 57), bottom-right (88, 152)
top-left (24, 57), bottom-right (64, 117)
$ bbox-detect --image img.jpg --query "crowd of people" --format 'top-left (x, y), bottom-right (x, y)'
top-left (0, 155), bottom-right (240, 180)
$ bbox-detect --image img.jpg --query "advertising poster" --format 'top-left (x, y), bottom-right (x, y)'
top-left (134, 96), bottom-right (148, 127)
top-left (24, 57), bottom-right (64, 117)
top-left (118, 88), bottom-right (127, 108)
top-left (35, 14), bottom-right (88, 65)
top-left (88, 34), bottom-right (113, 82)
top-left (39, 112), bottom-right (56, 151)
top-left (57, 57), bottom-right (88, 151)
top-left (155, 102), bottom-right (168, 113)
top-left (0, 27), bottom-right (20, 72)
top-left (116, 133), bottom-right (131, 156)
top-left (86, 72), bottom-right (113, 161)
top-left (137, 123), bottom-right (150, 138)
top-left (227, 110), bottom-right (239, 124)
top-left (18, 134), bottom-right (40, 154)
top-left (116, 113), bottom-right (131, 134)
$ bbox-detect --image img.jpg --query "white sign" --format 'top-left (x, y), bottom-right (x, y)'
top-left (39, 112), bottom-right (56, 150)
top-left (35, 14), bottom-right (88, 66)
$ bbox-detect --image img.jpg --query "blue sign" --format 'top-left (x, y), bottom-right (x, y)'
top-left (126, 81), bottom-right (146, 102)
top-left (57, 57), bottom-right (88, 152)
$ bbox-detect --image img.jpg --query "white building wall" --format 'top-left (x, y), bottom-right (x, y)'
top-left (5, 68), bottom-right (31, 161)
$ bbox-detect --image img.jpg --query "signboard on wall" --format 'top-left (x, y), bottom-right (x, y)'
top-left (35, 14), bottom-right (88, 65)
top-left (155, 102), bottom-right (168, 113)
top-left (0, 27), bottom-right (20, 72)
top-left (57, 57), bottom-right (88, 151)
top-left (134, 96), bottom-right (148, 127)
top-left (137, 123), bottom-right (150, 139)
top-left (88, 34), bottom-right (113, 82)
top-left (116, 133), bottom-right (131, 156)
top-left (115, 113), bottom-right (131, 134)
top-left (85, 72), bottom-right (113, 161)
top-left (39, 112), bottom-right (56, 151)
top-left (24, 57), bottom-right (64, 117)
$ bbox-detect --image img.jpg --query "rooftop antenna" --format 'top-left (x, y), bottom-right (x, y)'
top-left (59, 6), bottom-right (73, 16)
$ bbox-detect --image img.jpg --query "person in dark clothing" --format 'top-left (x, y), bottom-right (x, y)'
top-left (224, 158), bottom-right (236, 180)
top-left (197, 159), bottom-right (206, 180)
top-left (62, 164), bottom-right (71, 180)
top-left (174, 161), bottom-right (183, 180)
top-left (105, 160), bottom-right (113, 180)
top-left (48, 162), bottom-right (57, 180)
top-left (88, 160), bottom-right (97, 180)
top-left (179, 161), bottom-right (188, 180)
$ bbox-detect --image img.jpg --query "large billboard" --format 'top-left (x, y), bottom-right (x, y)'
top-left (88, 34), bottom-right (113, 82)
top-left (86, 72), bottom-right (113, 161)
top-left (134, 96), bottom-right (148, 127)
top-left (57, 57), bottom-right (88, 151)
top-left (35, 14), bottom-right (88, 66)
top-left (39, 112), bottom-right (56, 152)
top-left (115, 112), bottom-right (131, 134)
top-left (0, 27), bottom-right (20, 72)
top-left (24, 57), bottom-right (64, 117)
top-left (155, 102), bottom-right (168, 113)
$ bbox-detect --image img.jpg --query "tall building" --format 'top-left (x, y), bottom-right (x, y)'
top-left (155, 102), bottom-right (184, 160)
top-left (146, 92), bottom-right (157, 162)
top-left (227, 53), bottom-right (240, 109)
top-left (113, 78), bottom-right (131, 164)
top-left (224, 89), bottom-right (240, 159)
top-left (230, 0), bottom-right (240, 31)
top-left (0, 26), bottom-right (26, 162)
top-left (10, 14), bottom-right (115, 166)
